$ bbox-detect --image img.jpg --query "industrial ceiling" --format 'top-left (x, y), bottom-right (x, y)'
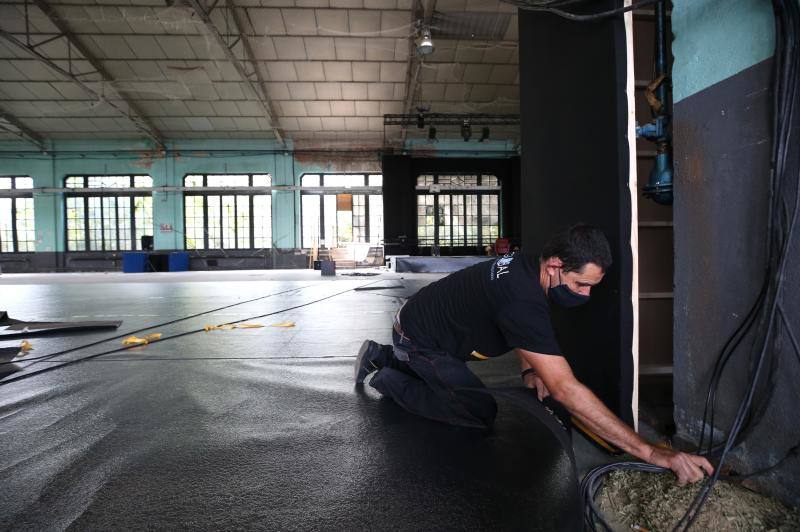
top-left (0, 0), bottom-right (520, 150)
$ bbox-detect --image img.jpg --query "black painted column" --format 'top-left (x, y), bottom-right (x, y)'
top-left (518, 2), bottom-right (634, 422)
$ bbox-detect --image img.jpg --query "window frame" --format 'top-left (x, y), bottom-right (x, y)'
top-left (63, 175), bottom-right (153, 252)
top-left (415, 174), bottom-right (501, 248)
top-left (0, 176), bottom-right (35, 253)
top-left (182, 173), bottom-right (273, 250)
top-left (300, 173), bottom-right (383, 248)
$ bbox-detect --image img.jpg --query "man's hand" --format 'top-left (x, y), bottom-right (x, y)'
top-left (646, 446), bottom-right (714, 485)
top-left (522, 371), bottom-right (550, 401)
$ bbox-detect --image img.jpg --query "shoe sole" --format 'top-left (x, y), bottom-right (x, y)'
top-left (354, 339), bottom-right (373, 384)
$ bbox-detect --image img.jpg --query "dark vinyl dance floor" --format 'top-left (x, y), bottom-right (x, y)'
top-left (0, 278), bottom-right (580, 530)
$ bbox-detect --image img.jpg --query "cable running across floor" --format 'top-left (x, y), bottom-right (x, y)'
top-left (0, 279), bottom-right (383, 387)
top-left (0, 283), bottom-right (321, 367)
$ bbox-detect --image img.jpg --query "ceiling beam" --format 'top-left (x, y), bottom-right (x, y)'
top-left (0, 105), bottom-right (47, 151)
top-left (398, 0), bottom-right (436, 146)
top-left (16, 0), bottom-right (166, 148)
top-left (187, 0), bottom-right (285, 146)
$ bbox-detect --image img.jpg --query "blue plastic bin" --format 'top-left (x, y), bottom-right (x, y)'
top-left (169, 252), bottom-right (190, 272)
top-left (122, 252), bottom-right (148, 273)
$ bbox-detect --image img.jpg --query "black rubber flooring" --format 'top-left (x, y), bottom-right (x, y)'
top-left (0, 279), bottom-right (580, 530)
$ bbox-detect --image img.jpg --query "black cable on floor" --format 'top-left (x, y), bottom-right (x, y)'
top-left (1, 283), bottom-right (317, 366)
top-left (0, 279), bottom-right (382, 387)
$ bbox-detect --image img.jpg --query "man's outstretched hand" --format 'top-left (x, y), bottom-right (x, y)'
top-left (522, 371), bottom-right (550, 401)
top-left (646, 446), bottom-right (714, 485)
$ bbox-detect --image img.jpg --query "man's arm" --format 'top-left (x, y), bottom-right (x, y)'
top-left (516, 348), bottom-right (714, 485)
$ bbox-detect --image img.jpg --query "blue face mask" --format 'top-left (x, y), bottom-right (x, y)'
top-left (548, 271), bottom-right (590, 308)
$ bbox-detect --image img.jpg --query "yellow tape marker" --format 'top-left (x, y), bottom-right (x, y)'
top-left (20, 340), bottom-right (33, 352)
top-left (122, 332), bottom-right (162, 346)
top-left (269, 322), bottom-right (295, 328)
top-left (122, 336), bottom-right (150, 345)
top-left (470, 350), bottom-right (488, 360)
top-left (205, 323), bottom-right (264, 331)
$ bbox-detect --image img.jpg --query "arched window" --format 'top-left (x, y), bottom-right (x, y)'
top-left (416, 174), bottom-right (500, 247)
top-left (65, 175), bottom-right (153, 251)
top-left (183, 174), bottom-right (272, 250)
top-left (0, 176), bottom-right (35, 252)
top-left (300, 173), bottom-right (383, 249)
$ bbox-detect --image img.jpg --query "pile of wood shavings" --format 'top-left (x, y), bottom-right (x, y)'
top-left (596, 469), bottom-right (800, 531)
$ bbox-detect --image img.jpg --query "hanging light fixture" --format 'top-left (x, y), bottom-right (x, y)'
top-left (461, 119), bottom-right (471, 141)
top-left (416, 26), bottom-right (435, 56)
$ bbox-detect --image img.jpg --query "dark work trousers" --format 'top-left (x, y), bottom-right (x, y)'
top-left (369, 329), bottom-right (498, 429)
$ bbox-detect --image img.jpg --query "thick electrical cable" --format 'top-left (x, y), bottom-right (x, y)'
top-left (0, 279), bottom-right (382, 387)
top-left (501, 0), bottom-right (663, 21)
top-left (674, 1), bottom-right (799, 529)
top-left (583, 1), bottom-right (800, 529)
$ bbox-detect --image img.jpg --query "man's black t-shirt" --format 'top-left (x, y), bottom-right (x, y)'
top-left (398, 252), bottom-right (562, 360)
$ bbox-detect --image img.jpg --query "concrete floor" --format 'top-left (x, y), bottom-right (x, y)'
top-left (0, 270), bottom-right (611, 530)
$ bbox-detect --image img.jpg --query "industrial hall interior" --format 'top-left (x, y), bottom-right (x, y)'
top-left (1, 0), bottom-right (799, 529)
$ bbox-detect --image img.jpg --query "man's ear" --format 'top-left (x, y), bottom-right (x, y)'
top-left (543, 256), bottom-right (563, 276)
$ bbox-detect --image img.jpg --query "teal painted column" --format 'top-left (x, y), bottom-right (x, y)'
top-left (272, 151), bottom-right (297, 248)
top-left (672, 0), bottom-right (775, 102)
top-left (153, 153), bottom-right (179, 250)
top-left (29, 159), bottom-right (60, 253)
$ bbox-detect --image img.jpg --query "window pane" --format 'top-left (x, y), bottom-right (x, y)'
top-left (253, 195), bottom-right (272, 249)
top-left (452, 195), bottom-right (465, 246)
top-left (417, 175), bottom-right (434, 187)
top-left (185, 175), bottom-right (204, 187)
top-left (207, 195), bottom-right (221, 248)
top-left (14, 197), bottom-right (35, 252)
top-left (368, 174), bottom-right (383, 186)
top-left (184, 195), bottom-right (205, 250)
top-left (88, 196), bottom-right (103, 250)
top-left (220, 195), bottom-right (236, 248)
top-left (134, 175), bottom-right (153, 188)
top-left (117, 197), bottom-right (131, 250)
top-left (102, 196), bottom-right (118, 250)
top-left (438, 195), bottom-right (451, 247)
top-left (90, 175), bottom-right (130, 188)
top-left (208, 174), bottom-right (249, 187)
top-left (465, 195), bottom-right (479, 246)
top-left (302, 174), bottom-right (320, 187)
top-left (134, 196), bottom-right (152, 251)
top-left (252, 174), bottom-right (272, 187)
top-left (302, 195), bottom-right (320, 248)
top-left (16, 177), bottom-right (33, 189)
top-left (0, 197), bottom-right (12, 252)
top-left (324, 174), bottom-right (363, 188)
top-left (481, 194), bottom-right (499, 245)
top-left (65, 176), bottom-right (83, 188)
top-left (0, 178), bottom-right (11, 190)
top-left (368, 195), bottom-right (383, 245)
top-left (236, 195), bottom-right (250, 248)
top-left (482, 175), bottom-right (498, 187)
top-left (416, 194), bottom-right (435, 246)
top-left (323, 194), bottom-right (337, 248)
top-left (352, 195), bottom-right (365, 243)
top-left (66, 197), bottom-right (85, 251)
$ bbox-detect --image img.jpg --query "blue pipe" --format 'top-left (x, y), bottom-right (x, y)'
top-left (641, 0), bottom-right (673, 205)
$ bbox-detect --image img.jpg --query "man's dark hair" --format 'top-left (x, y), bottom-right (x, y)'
top-left (541, 224), bottom-right (613, 272)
